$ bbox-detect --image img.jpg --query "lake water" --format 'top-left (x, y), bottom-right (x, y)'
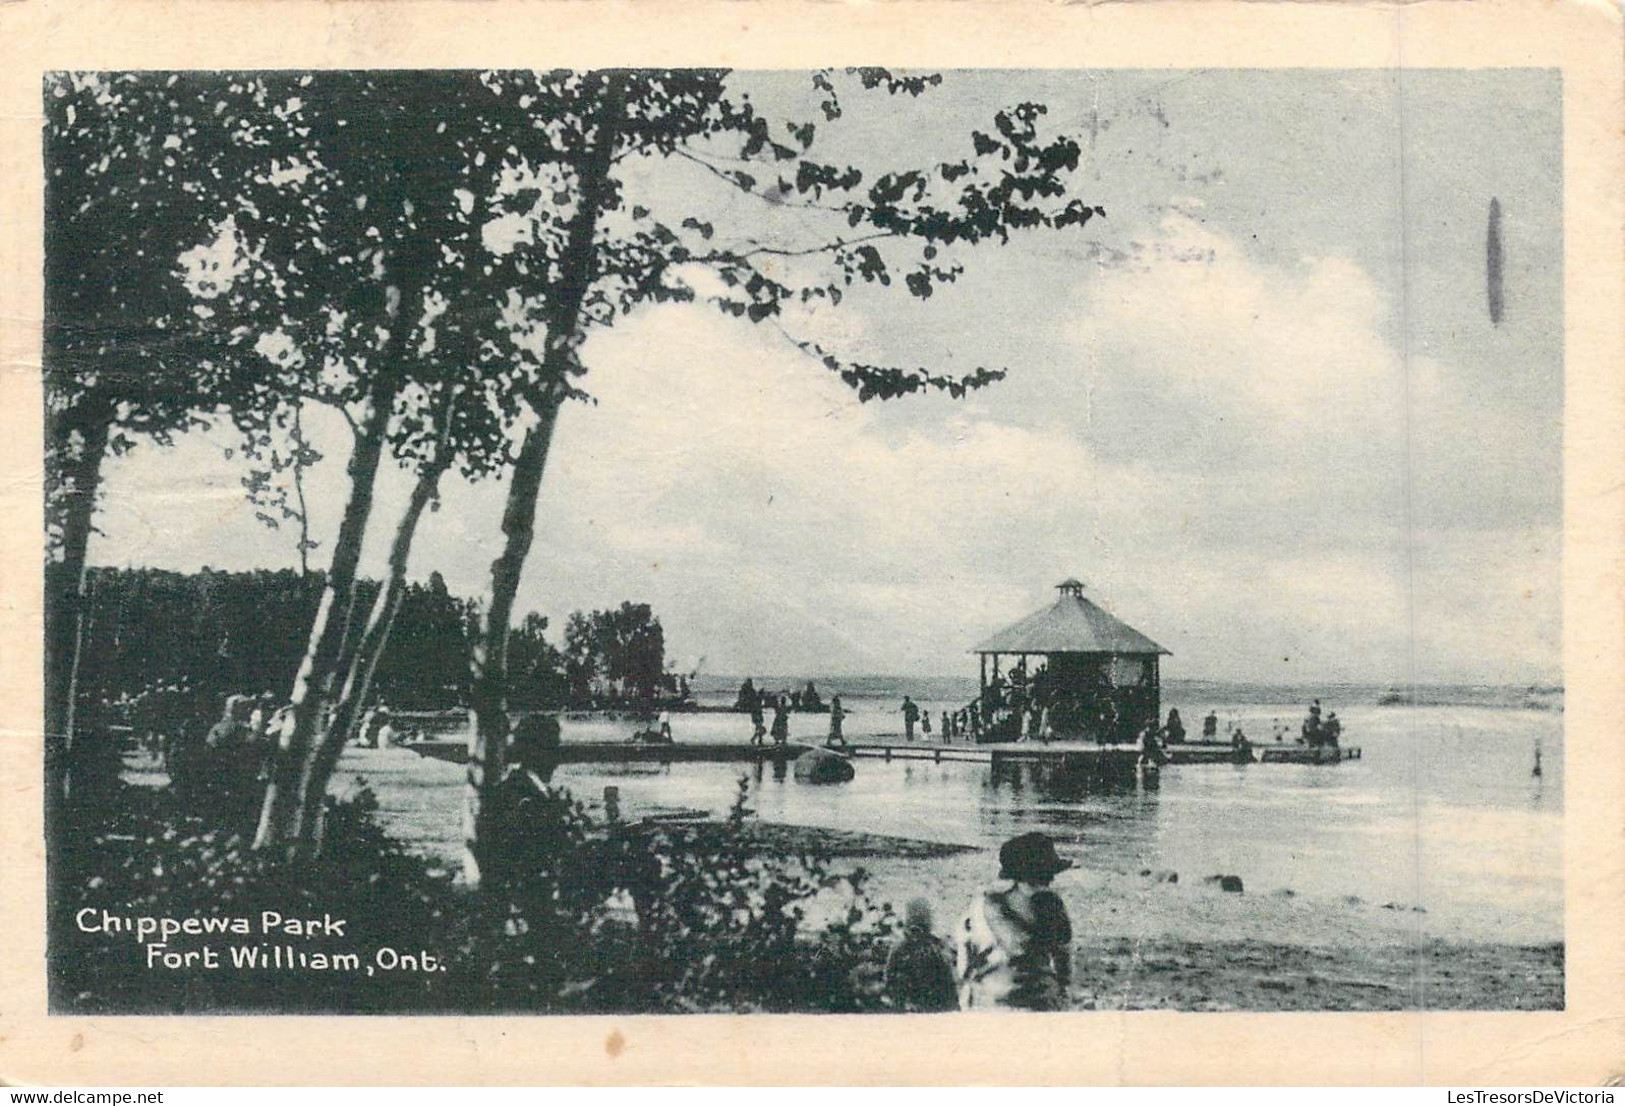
top-left (538, 678), bottom-right (1563, 946)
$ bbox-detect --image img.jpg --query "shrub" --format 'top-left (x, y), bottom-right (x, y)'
top-left (51, 775), bottom-right (905, 1015)
top-left (603, 777), bottom-right (901, 1013)
top-left (51, 783), bottom-right (470, 1014)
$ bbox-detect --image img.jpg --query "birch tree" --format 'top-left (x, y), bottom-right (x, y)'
top-left (43, 72), bottom-right (269, 802)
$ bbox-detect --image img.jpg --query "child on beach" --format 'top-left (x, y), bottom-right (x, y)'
top-left (885, 899), bottom-right (957, 1012)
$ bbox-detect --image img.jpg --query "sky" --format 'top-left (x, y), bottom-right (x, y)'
top-left (86, 69), bottom-right (1564, 685)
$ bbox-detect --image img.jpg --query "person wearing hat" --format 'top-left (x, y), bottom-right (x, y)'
top-left (954, 832), bottom-right (1075, 1010)
top-left (507, 712), bottom-right (563, 785)
top-left (900, 695), bottom-right (920, 742)
top-left (476, 713), bottom-right (566, 889)
top-left (189, 693), bottom-right (261, 829)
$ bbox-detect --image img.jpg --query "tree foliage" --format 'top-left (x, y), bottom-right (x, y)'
top-left (67, 566), bottom-right (566, 713)
top-left (561, 602), bottom-right (667, 704)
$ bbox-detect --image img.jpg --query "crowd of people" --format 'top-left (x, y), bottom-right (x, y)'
top-left (733, 678), bottom-right (827, 714)
top-left (1299, 699), bottom-right (1343, 747)
top-left (1186, 700), bottom-right (1343, 752)
top-left (85, 682), bottom-right (431, 830)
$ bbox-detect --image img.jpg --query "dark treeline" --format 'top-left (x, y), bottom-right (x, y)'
top-left (63, 565), bottom-right (573, 713)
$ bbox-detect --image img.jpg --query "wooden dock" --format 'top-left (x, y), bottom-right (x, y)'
top-left (403, 737), bottom-right (1359, 770)
top-left (843, 741), bottom-right (1144, 777)
top-left (1256, 744), bottom-right (1361, 764)
top-left (405, 739), bottom-right (816, 766)
top-left (1162, 741), bottom-right (1361, 765)
top-left (841, 742), bottom-right (994, 763)
top-left (846, 739), bottom-right (1361, 769)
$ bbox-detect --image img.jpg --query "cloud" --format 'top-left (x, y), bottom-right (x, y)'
top-left (519, 307), bottom-right (1109, 674)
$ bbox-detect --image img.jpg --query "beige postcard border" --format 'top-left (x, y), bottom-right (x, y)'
top-left (0, 0), bottom-right (1620, 1086)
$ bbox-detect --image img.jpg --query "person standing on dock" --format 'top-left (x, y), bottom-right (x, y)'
top-left (1202, 710), bottom-right (1218, 740)
top-left (1231, 725), bottom-right (1253, 763)
top-left (826, 694), bottom-right (848, 748)
top-left (941, 711), bottom-right (952, 743)
top-left (1138, 721), bottom-right (1168, 768)
top-left (1165, 708), bottom-right (1186, 745)
top-left (749, 694), bottom-right (767, 746)
top-left (955, 832), bottom-right (1074, 1011)
top-left (1303, 699), bottom-right (1324, 745)
top-left (901, 696), bottom-right (920, 742)
top-left (771, 695), bottom-right (791, 746)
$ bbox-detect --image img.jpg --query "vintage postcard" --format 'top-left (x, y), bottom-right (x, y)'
top-left (0, 0), bottom-right (1620, 1087)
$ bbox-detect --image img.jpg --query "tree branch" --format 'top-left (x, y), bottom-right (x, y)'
top-left (671, 147), bottom-right (846, 214)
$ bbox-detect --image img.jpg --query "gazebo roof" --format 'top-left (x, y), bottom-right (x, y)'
top-left (973, 579), bottom-right (1169, 656)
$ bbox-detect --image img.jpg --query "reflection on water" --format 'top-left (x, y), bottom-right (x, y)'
top-left (989, 758), bottom-right (1149, 802)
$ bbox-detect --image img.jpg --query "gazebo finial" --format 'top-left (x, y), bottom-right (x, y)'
top-left (1056, 577), bottom-right (1086, 598)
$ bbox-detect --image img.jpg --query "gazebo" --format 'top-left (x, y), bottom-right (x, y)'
top-left (971, 578), bottom-right (1169, 744)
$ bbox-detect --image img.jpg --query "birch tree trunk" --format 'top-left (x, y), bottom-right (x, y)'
top-left (295, 454), bottom-right (447, 849)
top-left (46, 397), bottom-right (115, 806)
top-left (253, 388), bottom-right (394, 852)
top-left (462, 77), bottom-right (624, 886)
top-left (464, 399), bottom-right (562, 882)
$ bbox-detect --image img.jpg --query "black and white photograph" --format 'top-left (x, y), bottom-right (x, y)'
top-left (37, 59), bottom-right (1572, 1024)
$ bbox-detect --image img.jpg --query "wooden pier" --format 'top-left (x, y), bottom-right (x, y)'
top-left (404, 736), bottom-right (1359, 769)
top-left (405, 740), bottom-right (816, 766)
top-left (844, 741), bottom-right (1144, 777)
top-left (841, 742), bottom-right (996, 764)
top-left (846, 740), bottom-right (1360, 767)
top-left (1256, 744), bottom-right (1361, 764)
top-left (1161, 741), bottom-right (1361, 765)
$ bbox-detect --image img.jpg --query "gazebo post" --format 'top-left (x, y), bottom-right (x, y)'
top-left (980, 653), bottom-right (987, 697)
